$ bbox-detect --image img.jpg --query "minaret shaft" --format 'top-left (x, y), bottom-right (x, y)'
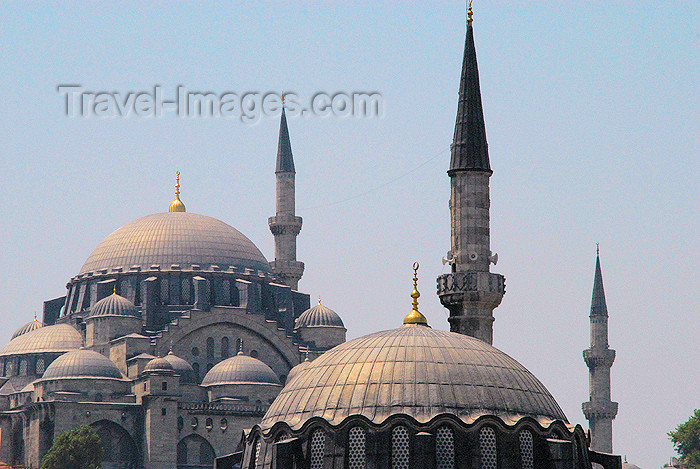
top-left (437, 6), bottom-right (504, 345)
top-left (269, 108), bottom-right (304, 290)
top-left (582, 252), bottom-right (618, 454)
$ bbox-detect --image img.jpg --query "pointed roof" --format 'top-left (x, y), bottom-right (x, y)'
top-left (276, 108), bottom-right (295, 173)
top-left (590, 251), bottom-right (609, 317)
top-left (450, 5), bottom-right (491, 174)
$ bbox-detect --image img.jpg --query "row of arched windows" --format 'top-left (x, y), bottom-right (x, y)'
top-left (0, 357), bottom-right (47, 377)
top-left (249, 426), bottom-right (539, 469)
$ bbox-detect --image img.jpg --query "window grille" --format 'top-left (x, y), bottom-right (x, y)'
top-left (160, 278), bottom-right (169, 304)
top-left (392, 426), bottom-right (410, 469)
top-left (182, 278), bottom-right (191, 304)
top-left (19, 360), bottom-right (27, 376)
top-left (347, 427), bottom-right (366, 469)
top-left (221, 337), bottom-right (230, 359)
top-left (222, 279), bottom-right (231, 305)
top-left (519, 430), bottom-right (534, 469)
top-left (35, 358), bottom-right (45, 375)
top-left (251, 438), bottom-right (261, 469)
top-left (309, 429), bottom-right (325, 469)
top-left (436, 426), bottom-right (455, 469)
top-left (206, 337), bottom-right (215, 359)
top-left (479, 427), bottom-right (497, 469)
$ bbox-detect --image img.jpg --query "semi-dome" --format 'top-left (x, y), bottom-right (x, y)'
top-left (143, 356), bottom-right (174, 374)
top-left (90, 292), bottom-right (138, 317)
top-left (201, 352), bottom-right (280, 387)
top-left (294, 301), bottom-right (344, 328)
top-left (0, 324), bottom-right (82, 357)
top-left (79, 212), bottom-right (271, 274)
top-left (262, 323), bottom-right (567, 430)
top-left (163, 351), bottom-right (196, 384)
top-left (11, 318), bottom-right (44, 340)
top-left (41, 349), bottom-right (123, 380)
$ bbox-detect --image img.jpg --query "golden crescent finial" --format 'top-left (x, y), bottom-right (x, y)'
top-left (169, 171), bottom-right (186, 212)
top-left (467, 1), bottom-right (473, 24)
top-left (281, 93), bottom-right (286, 109)
top-left (318, 296), bottom-right (322, 305)
top-left (404, 262), bottom-right (428, 325)
top-left (113, 284), bottom-right (117, 294)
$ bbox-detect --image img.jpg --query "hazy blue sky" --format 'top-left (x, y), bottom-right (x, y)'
top-left (0, 2), bottom-right (698, 467)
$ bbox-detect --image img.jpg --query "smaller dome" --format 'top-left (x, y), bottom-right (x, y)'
top-left (91, 293), bottom-right (138, 317)
top-left (164, 352), bottom-right (197, 384)
top-left (143, 356), bottom-right (174, 375)
top-left (11, 318), bottom-right (44, 340)
top-left (622, 460), bottom-right (642, 469)
top-left (286, 357), bottom-right (311, 384)
top-left (42, 350), bottom-right (123, 380)
top-left (0, 324), bottom-right (82, 357)
top-left (201, 352), bottom-right (280, 386)
top-left (295, 301), bottom-right (344, 329)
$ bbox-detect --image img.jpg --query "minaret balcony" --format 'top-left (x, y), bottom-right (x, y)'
top-left (268, 216), bottom-right (303, 235)
top-left (582, 401), bottom-right (619, 420)
top-left (583, 348), bottom-right (616, 368)
top-left (437, 272), bottom-right (504, 297)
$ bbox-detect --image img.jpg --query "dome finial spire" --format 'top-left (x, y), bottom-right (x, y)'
top-left (169, 171), bottom-right (186, 212)
top-left (404, 262), bottom-right (429, 325)
top-left (467, 1), bottom-right (473, 24)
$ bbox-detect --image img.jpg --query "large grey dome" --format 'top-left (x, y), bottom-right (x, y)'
top-left (0, 324), bottom-right (82, 357)
top-left (42, 349), bottom-right (123, 380)
top-left (11, 318), bottom-right (44, 340)
top-left (294, 302), bottom-right (344, 329)
top-left (91, 292), bottom-right (138, 317)
top-left (80, 212), bottom-right (271, 274)
top-left (262, 324), bottom-right (567, 430)
top-left (201, 353), bottom-right (280, 386)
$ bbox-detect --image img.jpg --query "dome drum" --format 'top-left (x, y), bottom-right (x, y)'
top-left (241, 414), bottom-right (588, 469)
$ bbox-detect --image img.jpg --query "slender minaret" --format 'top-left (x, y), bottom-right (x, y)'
top-left (268, 103), bottom-right (304, 289)
top-left (582, 247), bottom-right (618, 453)
top-left (437, 2), bottom-right (505, 344)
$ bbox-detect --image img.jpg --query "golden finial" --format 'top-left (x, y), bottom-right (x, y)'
top-left (318, 296), bottom-right (322, 305)
top-left (467, 1), bottom-right (473, 24)
top-left (113, 285), bottom-right (117, 294)
top-left (168, 171), bottom-right (186, 212)
top-left (34, 312), bottom-right (37, 321)
top-left (281, 93), bottom-right (286, 109)
top-left (403, 262), bottom-right (429, 325)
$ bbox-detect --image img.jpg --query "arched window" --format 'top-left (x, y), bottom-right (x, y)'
top-left (177, 417), bottom-right (184, 432)
top-left (200, 440), bottom-right (214, 465)
top-left (222, 279), bottom-right (231, 305)
top-left (206, 337), bottom-right (215, 359)
top-left (181, 278), bottom-right (192, 304)
top-left (19, 359), bottom-right (27, 376)
top-left (177, 439), bottom-right (187, 465)
top-left (220, 418), bottom-right (228, 431)
top-left (36, 358), bottom-right (45, 375)
top-left (205, 418), bottom-right (213, 431)
top-left (221, 337), bottom-right (230, 359)
top-left (479, 427), bottom-right (497, 469)
top-left (347, 427), bottom-right (366, 469)
top-left (436, 426), bottom-right (455, 469)
top-left (160, 278), bottom-right (169, 305)
top-left (250, 350), bottom-right (258, 358)
top-left (519, 430), bottom-right (534, 469)
top-left (250, 437), bottom-right (261, 469)
top-left (392, 426), bottom-right (410, 469)
top-left (309, 429), bottom-right (326, 469)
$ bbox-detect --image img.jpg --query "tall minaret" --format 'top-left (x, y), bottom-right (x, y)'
top-left (268, 104), bottom-right (304, 289)
top-left (582, 247), bottom-right (618, 453)
top-left (437, 2), bottom-right (505, 345)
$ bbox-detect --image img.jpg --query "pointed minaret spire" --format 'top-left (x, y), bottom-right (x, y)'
top-left (583, 247), bottom-right (618, 453)
top-left (269, 97), bottom-right (305, 290)
top-left (276, 102), bottom-right (295, 173)
top-left (450, 0), bottom-right (490, 173)
top-left (437, 2), bottom-right (504, 344)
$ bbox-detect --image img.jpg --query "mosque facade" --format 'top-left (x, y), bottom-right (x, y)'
top-left (0, 3), bottom-right (625, 469)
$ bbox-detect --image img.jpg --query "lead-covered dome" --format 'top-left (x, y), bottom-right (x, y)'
top-left (201, 352), bottom-right (280, 386)
top-left (11, 318), bottom-right (44, 340)
top-left (91, 292), bottom-right (138, 317)
top-left (79, 212), bottom-right (271, 274)
top-left (262, 323), bottom-right (567, 430)
top-left (42, 349), bottom-right (123, 380)
top-left (0, 324), bottom-right (82, 357)
top-left (294, 302), bottom-right (344, 329)
top-left (163, 352), bottom-right (197, 384)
